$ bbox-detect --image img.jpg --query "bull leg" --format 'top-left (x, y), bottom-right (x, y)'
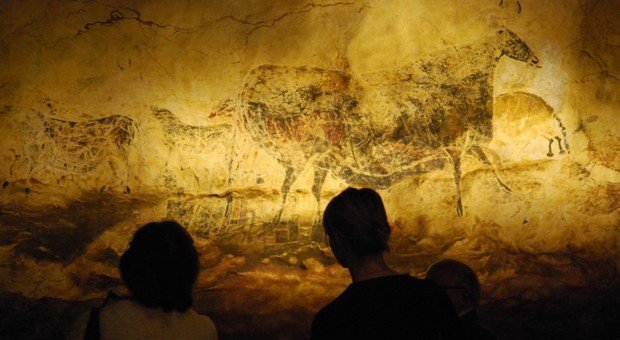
top-left (546, 138), bottom-right (554, 157)
top-left (104, 158), bottom-right (126, 193)
top-left (274, 166), bottom-right (299, 224)
top-left (469, 145), bottom-right (511, 192)
top-left (447, 150), bottom-right (463, 217)
top-left (554, 136), bottom-right (565, 154)
top-left (224, 195), bottom-right (234, 224)
top-left (454, 156), bottom-right (463, 217)
top-left (311, 162), bottom-right (328, 242)
top-left (541, 134), bottom-right (567, 157)
top-left (223, 134), bottom-right (238, 222)
top-left (164, 145), bottom-right (173, 167)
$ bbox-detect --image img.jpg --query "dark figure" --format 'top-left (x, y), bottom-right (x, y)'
top-left (311, 188), bottom-right (461, 339)
top-left (68, 221), bottom-right (217, 340)
top-left (427, 259), bottom-right (495, 340)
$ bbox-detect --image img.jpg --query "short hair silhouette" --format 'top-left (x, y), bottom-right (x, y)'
top-left (119, 220), bottom-right (199, 312)
top-left (322, 187), bottom-right (390, 257)
top-left (427, 259), bottom-right (481, 308)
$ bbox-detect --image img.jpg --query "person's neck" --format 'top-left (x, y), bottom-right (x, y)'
top-left (348, 253), bottom-right (399, 282)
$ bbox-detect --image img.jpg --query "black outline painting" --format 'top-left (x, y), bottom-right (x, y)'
top-left (239, 29), bottom-right (540, 235)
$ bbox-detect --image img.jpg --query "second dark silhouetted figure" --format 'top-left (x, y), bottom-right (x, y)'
top-left (427, 259), bottom-right (496, 340)
top-left (311, 188), bottom-right (460, 339)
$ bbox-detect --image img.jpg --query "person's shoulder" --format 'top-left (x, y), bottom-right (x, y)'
top-left (317, 285), bottom-right (355, 312)
top-left (398, 276), bottom-right (457, 316)
top-left (66, 309), bottom-right (92, 340)
top-left (406, 275), bottom-right (445, 292)
top-left (313, 299), bottom-right (339, 322)
top-left (185, 309), bottom-right (218, 339)
top-left (391, 275), bottom-right (443, 292)
top-left (100, 298), bottom-right (142, 315)
top-left (186, 308), bottom-right (216, 326)
top-left (311, 302), bottom-right (340, 339)
top-left (311, 292), bottom-right (349, 331)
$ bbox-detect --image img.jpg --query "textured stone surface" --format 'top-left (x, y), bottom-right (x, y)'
top-left (0, 0), bottom-right (618, 338)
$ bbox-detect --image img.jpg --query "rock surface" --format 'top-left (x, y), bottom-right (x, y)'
top-left (0, 0), bottom-right (618, 338)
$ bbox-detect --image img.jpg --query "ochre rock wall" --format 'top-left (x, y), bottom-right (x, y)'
top-left (0, 0), bottom-right (618, 338)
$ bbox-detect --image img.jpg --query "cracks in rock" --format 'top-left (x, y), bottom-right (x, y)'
top-left (580, 49), bottom-right (620, 82)
top-left (13, 1), bottom-right (361, 56)
top-left (75, 2), bottom-right (359, 47)
top-left (239, 1), bottom-right (359, 46)
top-left (66, 8), bottom-right (86, 18)
top-left (8, 12), bottom-right (51, 46)
top-left (146, 51), bottom-right (174, 78)
top-left (76, 7), bottom-right (168, 36)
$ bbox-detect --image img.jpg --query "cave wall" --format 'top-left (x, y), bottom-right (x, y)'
top-left (0, 0), bottom-right (618, 338)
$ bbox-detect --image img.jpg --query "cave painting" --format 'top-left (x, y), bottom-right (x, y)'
top-left (43, 114), bottom-right (136, 173)
top-left (5, 29), bottom-right (565, 253)
top-left (11, 112), bottom-right (137, 193)
top-left (1, 2), bottom-right (617, 338)
top-left (241, 29), bottom-right (540, 230)
top-left (492, 91), bottom-right (569, 161)
top-left (2, 113), bottom-right (139, 261)
top-left (152, 108), bottom-right (234, 192)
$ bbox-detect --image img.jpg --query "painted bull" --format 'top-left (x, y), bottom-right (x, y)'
top-left (240, 29), bottom-right (539, 230)
top-left (32, 113), bottom-right (137, 191)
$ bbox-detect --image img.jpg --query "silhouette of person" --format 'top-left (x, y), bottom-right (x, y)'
top-left (427, 259), bottom-right (495, 340)
top-left (311, 187), bottom-right (461, 339)
top-left (68, 220), bottom-right (217, 340)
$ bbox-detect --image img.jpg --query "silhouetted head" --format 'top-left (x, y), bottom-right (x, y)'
top-left (119, 220), bottom-right (199, 312)
top-left (426, 259), bottom-right (481, 312)
top-left (323, 188), bottom-right (391, 266)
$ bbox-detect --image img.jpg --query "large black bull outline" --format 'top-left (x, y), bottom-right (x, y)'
top-left (239, 29), bottom-right (539, 232)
